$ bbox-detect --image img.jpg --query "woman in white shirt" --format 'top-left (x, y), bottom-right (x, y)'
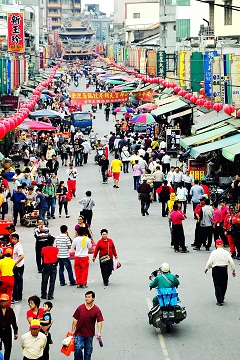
top-left (176, 183), bottom-right (188, 216)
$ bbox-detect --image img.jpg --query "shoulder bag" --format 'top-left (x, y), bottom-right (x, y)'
top-left (100, 241), bottom-right (110, 263)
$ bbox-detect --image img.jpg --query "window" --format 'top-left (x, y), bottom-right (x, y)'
top-left (176, 19), bottom-right (190, 41)
top-left (224, 0), bottom-right (232, 25)
top-left (133, 13), bottom-right (140, 19)
top-left (177, 0), bottom-right (190, 5)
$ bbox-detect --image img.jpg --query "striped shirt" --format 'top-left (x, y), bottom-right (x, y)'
top-left (34, 227), bottom-right (50, 242)
top-left (55, 234), bottom-right (71, 258)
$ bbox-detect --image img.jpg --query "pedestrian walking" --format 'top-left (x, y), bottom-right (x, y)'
top-left (21, 319), bottom-right (47, 360)
top-left (121, 146), bottom-right (130, 173)
top-left (0, 248), bottom-right (15, 305)
top-left (0, 294), bottom-right (18, 360)
top-left (71, 227), bottom-right (92, 288)
top-left (56, 181), bottom-right (70, 218)
top-left (71, 291), bottom-right (103, 360)
top-left (205, 239), bottom-right (236, 306)
top-left (98, 154), bottom-right (110, 184)
top-left (111, 154), bottom-right (122, 188)
top-left (55, 225), bottom-right (76, 286)
top-left (66, 163), bottom-right (78, 198)
top-left (190, 180), bottom-right (204, 211)
top-left (41, 236), bottom-right (58, 300)
top-left (152, 166), bottom-right (164, 202)
top-left (183, 170), bottom-right (194, 203)
top-left (79, 191), bottom-right (95, 226)
top-left (223, 205), bottom-right (237, 258)
top-left (36, 188), bottom-right (48, 225)
top-left (198, 198), bottom-right (213, 251)
top-left (138, 176), bottom-right (152, 216)
top-left (42, 179), bottom-right (56, 219)
top-left (156, 180), bottom-right (172, 217)
top-left (12, 234), bottom-right (24, 304)
top-left (93, 229), bottom-right (118, 286)
top-left (132, 160), bottom-right (143, 190)
top-left (10, 185), bottom-right (26, 226)
top-left (26, 295), bottom-right (44, 325)
top-left (161, 152), bottom-right (171, 174)
top-left (170, 204), bottom-right (189, 253)
top-left (34, 219), bottom-right (50, 273)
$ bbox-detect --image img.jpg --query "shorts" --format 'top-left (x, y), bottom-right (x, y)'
top-left (113, 172), bottom-right (120, 181)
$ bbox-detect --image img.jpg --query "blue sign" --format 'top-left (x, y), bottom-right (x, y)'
top-left (7, 58), bottom-right (11, 94)
top-left (204, 51), bottom-right (217, 96)
top-left (114, 44), bottom-right (118, 60)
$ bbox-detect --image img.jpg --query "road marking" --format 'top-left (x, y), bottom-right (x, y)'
top-left (147, 298), bottom-right (171, 360)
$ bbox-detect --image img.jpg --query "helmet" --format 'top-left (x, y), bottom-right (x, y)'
top-left (160, 263), bottom-right (170, 273)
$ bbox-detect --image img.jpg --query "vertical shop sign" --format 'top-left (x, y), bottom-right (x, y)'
top-left (7, 13), bottom-right (25, 53)
top-left (157, 50), bottom-right (166, 78)
top-left (204, 51), bottom-right (217, 96)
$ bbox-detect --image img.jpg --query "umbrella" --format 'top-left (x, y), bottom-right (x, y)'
top-left (137, 103), bottom-right (158, 111)
top-left (105, 80), bottom-right (126, 85)
top-left (129, 154), bottom-right (141, 161)
top-left (40, 94), bottom-right (50, 100)
top-left (22, 120), bottom-right (55, 131)
top-left (42, 90), bottom-right (55, 97)
top-left (30, 109), bottom-right (63, 118)
top-left (131, 113), bottom-right (156, 124)
top-left (115, 107), bottom-right (134, 113)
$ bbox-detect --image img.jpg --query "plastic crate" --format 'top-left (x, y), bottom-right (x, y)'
top-left (0, 220), bottom-right (13, 235)
top-left (157, 288), bottom-right (178, 307)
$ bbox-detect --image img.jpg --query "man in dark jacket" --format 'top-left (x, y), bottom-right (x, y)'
top-left (46, 154), bottom-right (59, 175)
top-left (138, 177), bottom-right (152, 216)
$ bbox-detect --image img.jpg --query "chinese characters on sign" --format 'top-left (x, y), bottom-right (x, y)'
top-left (7, 13), bottom-right (25, 53)
top-left (70, 90), bottom-right (153, 105)
top-left (157, 50), bottom-right (166, 78)
top-left (204, 51), bottom-right (217, 97)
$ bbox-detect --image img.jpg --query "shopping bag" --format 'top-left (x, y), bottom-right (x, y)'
top-left (113, 258), bottom-right (121, 270)
top-left (69, 249), bottom-right (75, 260)
top-left (107, 170), bottom-right (112, 177)
top-left (61, 332), bottom-right (74, 356)
top-left (88, 239), bottom-right (96, 254)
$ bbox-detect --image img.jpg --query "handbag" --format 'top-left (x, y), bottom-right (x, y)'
top-left (107, 170), bottom-right (112, 177)
top-left (60, 195), bottom-right (68, 204)
top-left (113, 258), bottom-right (121, 270)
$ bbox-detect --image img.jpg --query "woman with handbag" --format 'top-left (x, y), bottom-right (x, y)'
top-left (74, 215), bottom-right (93, 240)
top-left (56, 181), bottom-right (70, 218)
top-left (92, 229), bottom-right (118, 286)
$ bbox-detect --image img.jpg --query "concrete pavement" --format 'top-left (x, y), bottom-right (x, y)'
top-left (9, 76), bottom-right (240, 360)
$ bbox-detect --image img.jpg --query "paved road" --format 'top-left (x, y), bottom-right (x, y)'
top-left (10, 77), bottom-right (240, 360)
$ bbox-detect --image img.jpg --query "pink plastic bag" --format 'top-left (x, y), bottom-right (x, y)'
top-left (113, 258), bottom-right (121, 271)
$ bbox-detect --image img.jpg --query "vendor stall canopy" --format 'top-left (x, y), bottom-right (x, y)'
top-left (151, 99), bottom-right (187, 117)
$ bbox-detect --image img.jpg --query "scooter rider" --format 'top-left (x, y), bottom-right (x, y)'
top-left (149, 263), bottom-right (179, 307)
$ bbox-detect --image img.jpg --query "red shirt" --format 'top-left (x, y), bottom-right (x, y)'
top-left (73, 304), bottom-right (104, 337)
top-left (220, 205), bottom-right (229, 223)
top-left (2, 179), bottom-right (9, 189)
top-left (170, 210), bottom-right (185, 225)
top-left (93, 238), bottom-right (117, 259)
top-left (202, 185), bottom-right (210, 196)
top-left (26, 308), bottom-right (44, 320)
top-left (0, 244), bottom-right (14, 258)
top-left (212, 208), bottom-right (222, 224)
top-left (41, 246), bottom-right (59, 264)
top-left (194, 203), bottom-right (203, 216)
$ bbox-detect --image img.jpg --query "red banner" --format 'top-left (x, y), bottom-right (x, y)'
top-left (7, 12), bottom-right (25, 53)
top-left (70, 90), bottom-right (153, 105)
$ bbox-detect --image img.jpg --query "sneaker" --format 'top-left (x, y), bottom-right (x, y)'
top-left (48, 296), bottom-right (54, 300)
top-left (181, 250), bottom-right (189, 253)
top-left (216, 302), bottom-right (223, 306)
top-left (41, 295), bottom-right (47, 299)
top-left (77, 285), bottom-right (81, 288)
top-left (11, 300), bottom-right (19, 304)
top-left (52, 216), bottom-right (56, 219)
top-left (113, 185), bottom-right (116, 188)
top-left (59, 215), bottom-right (61, 218)
top-left (116, 186), bottom-right (119, 188)
top-left (145, 211), bottom-right (149, 215)
top-left (66, 215), bottom-right (70, 218)
top-left (191, 243), bottom-right (196, 247)
top-left (193, 247), bottom-right (200, 251)
top-left (81, 285), bottom-right (88, 288)
top-left (60, 283), bottom-right (67, 286)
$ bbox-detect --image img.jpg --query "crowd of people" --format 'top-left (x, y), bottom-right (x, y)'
top-left (1, 61), bottom-right (240, 360)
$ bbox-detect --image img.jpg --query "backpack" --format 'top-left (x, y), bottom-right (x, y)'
top-left (159, 186), bottom-right (170, 202)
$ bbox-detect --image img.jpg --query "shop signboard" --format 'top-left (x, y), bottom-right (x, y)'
top-left (188, 158), bottom-right (206, 180)
top-left (157, 50), bottom-right (166, 78)
top-left (7, 12), bottom-right (25, 53)
top-left (204, 51), bottom-right (217, 96)
top-left (231, 55), bottom-right (240, 106)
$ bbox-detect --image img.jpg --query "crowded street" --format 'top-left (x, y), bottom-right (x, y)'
top-left (0, 75), bottom-right (238, 360)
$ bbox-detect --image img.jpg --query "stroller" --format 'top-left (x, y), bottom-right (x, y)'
top-left (22, 202), bottom-right (39, 227)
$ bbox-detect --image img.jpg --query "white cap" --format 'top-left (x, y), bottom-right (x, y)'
top-left (160, 263), bottom-right (170, 273)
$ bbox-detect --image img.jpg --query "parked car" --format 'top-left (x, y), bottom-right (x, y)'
top-left (70, 112), bottom-right (92, 134)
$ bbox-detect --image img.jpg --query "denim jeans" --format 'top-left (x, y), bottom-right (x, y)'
top-left (58, 258), bottom-right (75, 285)
top-left (39, 208), bottom-right (48, 224)
top-left (46, 197), bottom-right (56, 217)
top-left (41, 264), bottom-right (57, 298)
top-left (133, 176), bottom-right (140, 190)
top-left (74, 335), bottom-right (93, 360)
top-left (13, 265), bottom-right (24, 301)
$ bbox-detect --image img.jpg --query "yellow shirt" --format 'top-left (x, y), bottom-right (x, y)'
top-left (0, 257), bottom-right (15, 276)
top-left (111, 159), bottom-right (122, 173)
top-left (21, 331), bottom-right (47, 359)
top-left (0, 194), bottom-right (4, 207)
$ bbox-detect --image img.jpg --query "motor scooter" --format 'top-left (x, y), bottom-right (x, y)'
top-left (148, 269), bottom-right (187, 333)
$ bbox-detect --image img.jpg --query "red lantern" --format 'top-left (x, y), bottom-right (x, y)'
top-left (184, 93), bottom-right (192, 100)
top-left (199, 88), bottom-right (205, 95)
top-left (196, 98), bottom-right (205, 107)
top-left (237, 109), bottom-right (240, 118)
top-left (173, 86), bottom-right (181, 93)
top-left (200, 81), bottom-right (204, 87)
top-left (224, 104), bottom-right (235, 115)
top-left (213, 103), bottom-right (223, 113)
top-left (178, 89), bottom-right (187, 97)
top-left (8, 118), bottom-right (16, 130)
top-left (204, 101), bottom-right (213, 109)
top-left (1, 120), bottom-right (10, 133)
top-left (190, 95), bottom-right (198, 104)
top-left (0, 123), bottom-right (6, 139)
